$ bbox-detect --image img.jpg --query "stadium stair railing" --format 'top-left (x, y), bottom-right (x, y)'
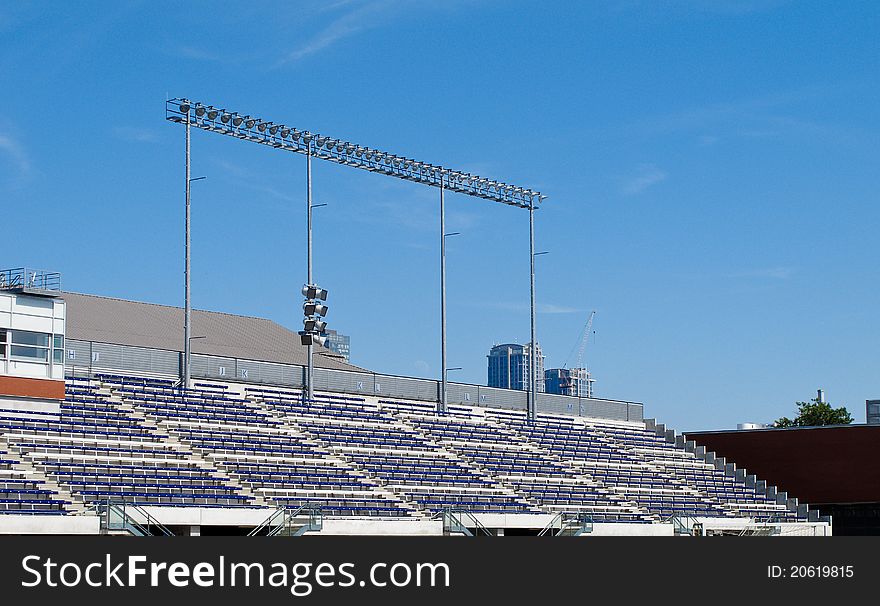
top-left (432, 508), bottom-right (493, 537)
top-left (662, 514), bottom-right (704, 536)
top-left (248, 505), bottom-right (323, 537)
top-left (92, 500), bottom-right (174, 536)
top-left (537, 512), bottom-right (594, 537)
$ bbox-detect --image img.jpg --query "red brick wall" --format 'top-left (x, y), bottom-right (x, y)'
top-left (0, 375), bottom-right (65, 400)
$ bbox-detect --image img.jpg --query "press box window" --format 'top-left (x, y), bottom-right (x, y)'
top-left (10, 345), bottom-right (49, 362)
top-left (11, 330), bottom-right (50, 347)
top-left (52, 335), bottom-right (64, 363)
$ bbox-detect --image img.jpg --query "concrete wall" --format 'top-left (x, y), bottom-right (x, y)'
top-left (67, 338), bottom-right (644, 424)
top-left (589, 523), bottom-right (674, 536)
top-left (312, 519), bottom-right (444, 536)
top-left (137, 506), bottom-right (275, 527)
top-left (0, 515), bottom-right (100, 535)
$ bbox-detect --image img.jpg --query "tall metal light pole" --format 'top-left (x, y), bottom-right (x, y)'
top-left (528, 198), bottom-right (536, 420)
top-left (183, 105), bottom-right (192, 390)
top-left (306, 142), bottom-right (314, 401)
top-left (439, 180), bottom-right (462, 414)
top-left (439, 179), bottom-right (447, 413)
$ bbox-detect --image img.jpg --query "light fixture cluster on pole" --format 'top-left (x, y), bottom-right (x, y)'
top-left (300, 284), bottom-right (328, 345)
top-left (299, 284), bottom-right (329, 400)
top-left (167, 99), bottom-right (542, 210)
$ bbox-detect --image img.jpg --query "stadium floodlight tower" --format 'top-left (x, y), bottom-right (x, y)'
top-left (166, 98), bottom-right (546, 418)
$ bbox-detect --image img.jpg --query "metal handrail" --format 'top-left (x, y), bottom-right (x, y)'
top-left (0, 267), bottom-right (61, 292)
top-left (248, 506), bottom-right (323, 537)
top-left (432, 508), bottom-right (493, 536)
top-left (662, 514), bottom-right (704, 536)
top-left (249, 508), bottom-right (287, 536)
top-left (538, 512), bottom-right (594, 537)
top-left (92, 500), bottom-right (174, 536)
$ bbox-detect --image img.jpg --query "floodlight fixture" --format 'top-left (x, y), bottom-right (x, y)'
top-left (302, 284), bottom-right (328, 301)
top-left (303, 318), bottom-right (327, 333)
top-left (303, 301), bottom-right (328, 317)
top-left (299, 332), bottom-right (328, 347)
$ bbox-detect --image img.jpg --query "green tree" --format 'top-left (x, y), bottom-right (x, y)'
top-left (774, 398), bottom-right (854, 428)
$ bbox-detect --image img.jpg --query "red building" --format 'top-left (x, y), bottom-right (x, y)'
top-left (686, 425), bottom-right (880, 535)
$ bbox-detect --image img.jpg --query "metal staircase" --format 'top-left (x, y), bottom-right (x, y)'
top-left (664, 514), bottom-right (704, 536)
top-left (248, 506), bottom-right (323, 536)
top-left (93, 500), bottom-right (174, 536)
top-left (538, 512), bottom-right (594, 536)
top-left (433, 508), bottom-right (493, 536)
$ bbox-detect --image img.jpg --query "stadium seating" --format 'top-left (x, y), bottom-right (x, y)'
top-left (0, 446), bottom-right (68, 514)
top-left (0, 373), bottom-right (803, 526)
top-left (253, 390), bottom-right (530, 514)
top-left (491, 410), bottom-right (795, 521)
top-left (391, 403), bottom-right (648, 522)
top-left (108, 377), bottom-right (407, 517)
top-left (3, 377), bottom-right (249, 509)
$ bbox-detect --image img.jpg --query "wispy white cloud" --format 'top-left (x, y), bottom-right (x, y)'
top-left (0, 132), bottom-right (31, 184)
top-left (625, 84), bottom-right (862, 147)
top-left (621, 163), bottom-right (667, 195)
top-left (679, 0), bottom-right (793, 16)
top-left (728, 267), bottom-right (794, 280)
top-left (340, 189), bottom-right (437, 232)
top-left (540, 303), bottom-right (585, 314)
top-left (608, 0), bottom-right (792, 19)
top-left (413, 359), bottom-right (430, 375)
top-left (113, 126), bottom-right (159, 143)
top-left (473, 301), bottom-right (585, 315)
top-left (171, 45), bottom-right (225, 62)
top-left (316, 0), bottom-right (362, 12)
top-left (697, 134), bottom-right (720, 147)
top-left (211, 159), bottom-right (298, 206)
top-left (277, 0), bottom-right (396, 65)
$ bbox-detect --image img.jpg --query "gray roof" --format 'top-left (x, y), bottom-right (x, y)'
top-left (62, 292), bottom-right (361, 372)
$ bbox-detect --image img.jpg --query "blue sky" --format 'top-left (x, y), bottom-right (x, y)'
top-left (2, 1), bottom-right (878, 431)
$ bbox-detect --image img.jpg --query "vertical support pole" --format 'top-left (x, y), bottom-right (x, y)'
top-left (306, 145), bottom-right (315, 401)
top-left (528, 197), bottom-right (537, 420)
top-left (439, 177), bottom-right (447, 414)
top-left (183, 108), bottom-right (192, 390)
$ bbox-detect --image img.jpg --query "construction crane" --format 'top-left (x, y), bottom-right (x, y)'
top-left (561, 310), bottom-right (596, 396)
top-left (563, 310), bottom-right (596, 371)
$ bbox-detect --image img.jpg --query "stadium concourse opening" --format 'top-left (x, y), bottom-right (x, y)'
top-left (0, 285), bottom-right (831, 536)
